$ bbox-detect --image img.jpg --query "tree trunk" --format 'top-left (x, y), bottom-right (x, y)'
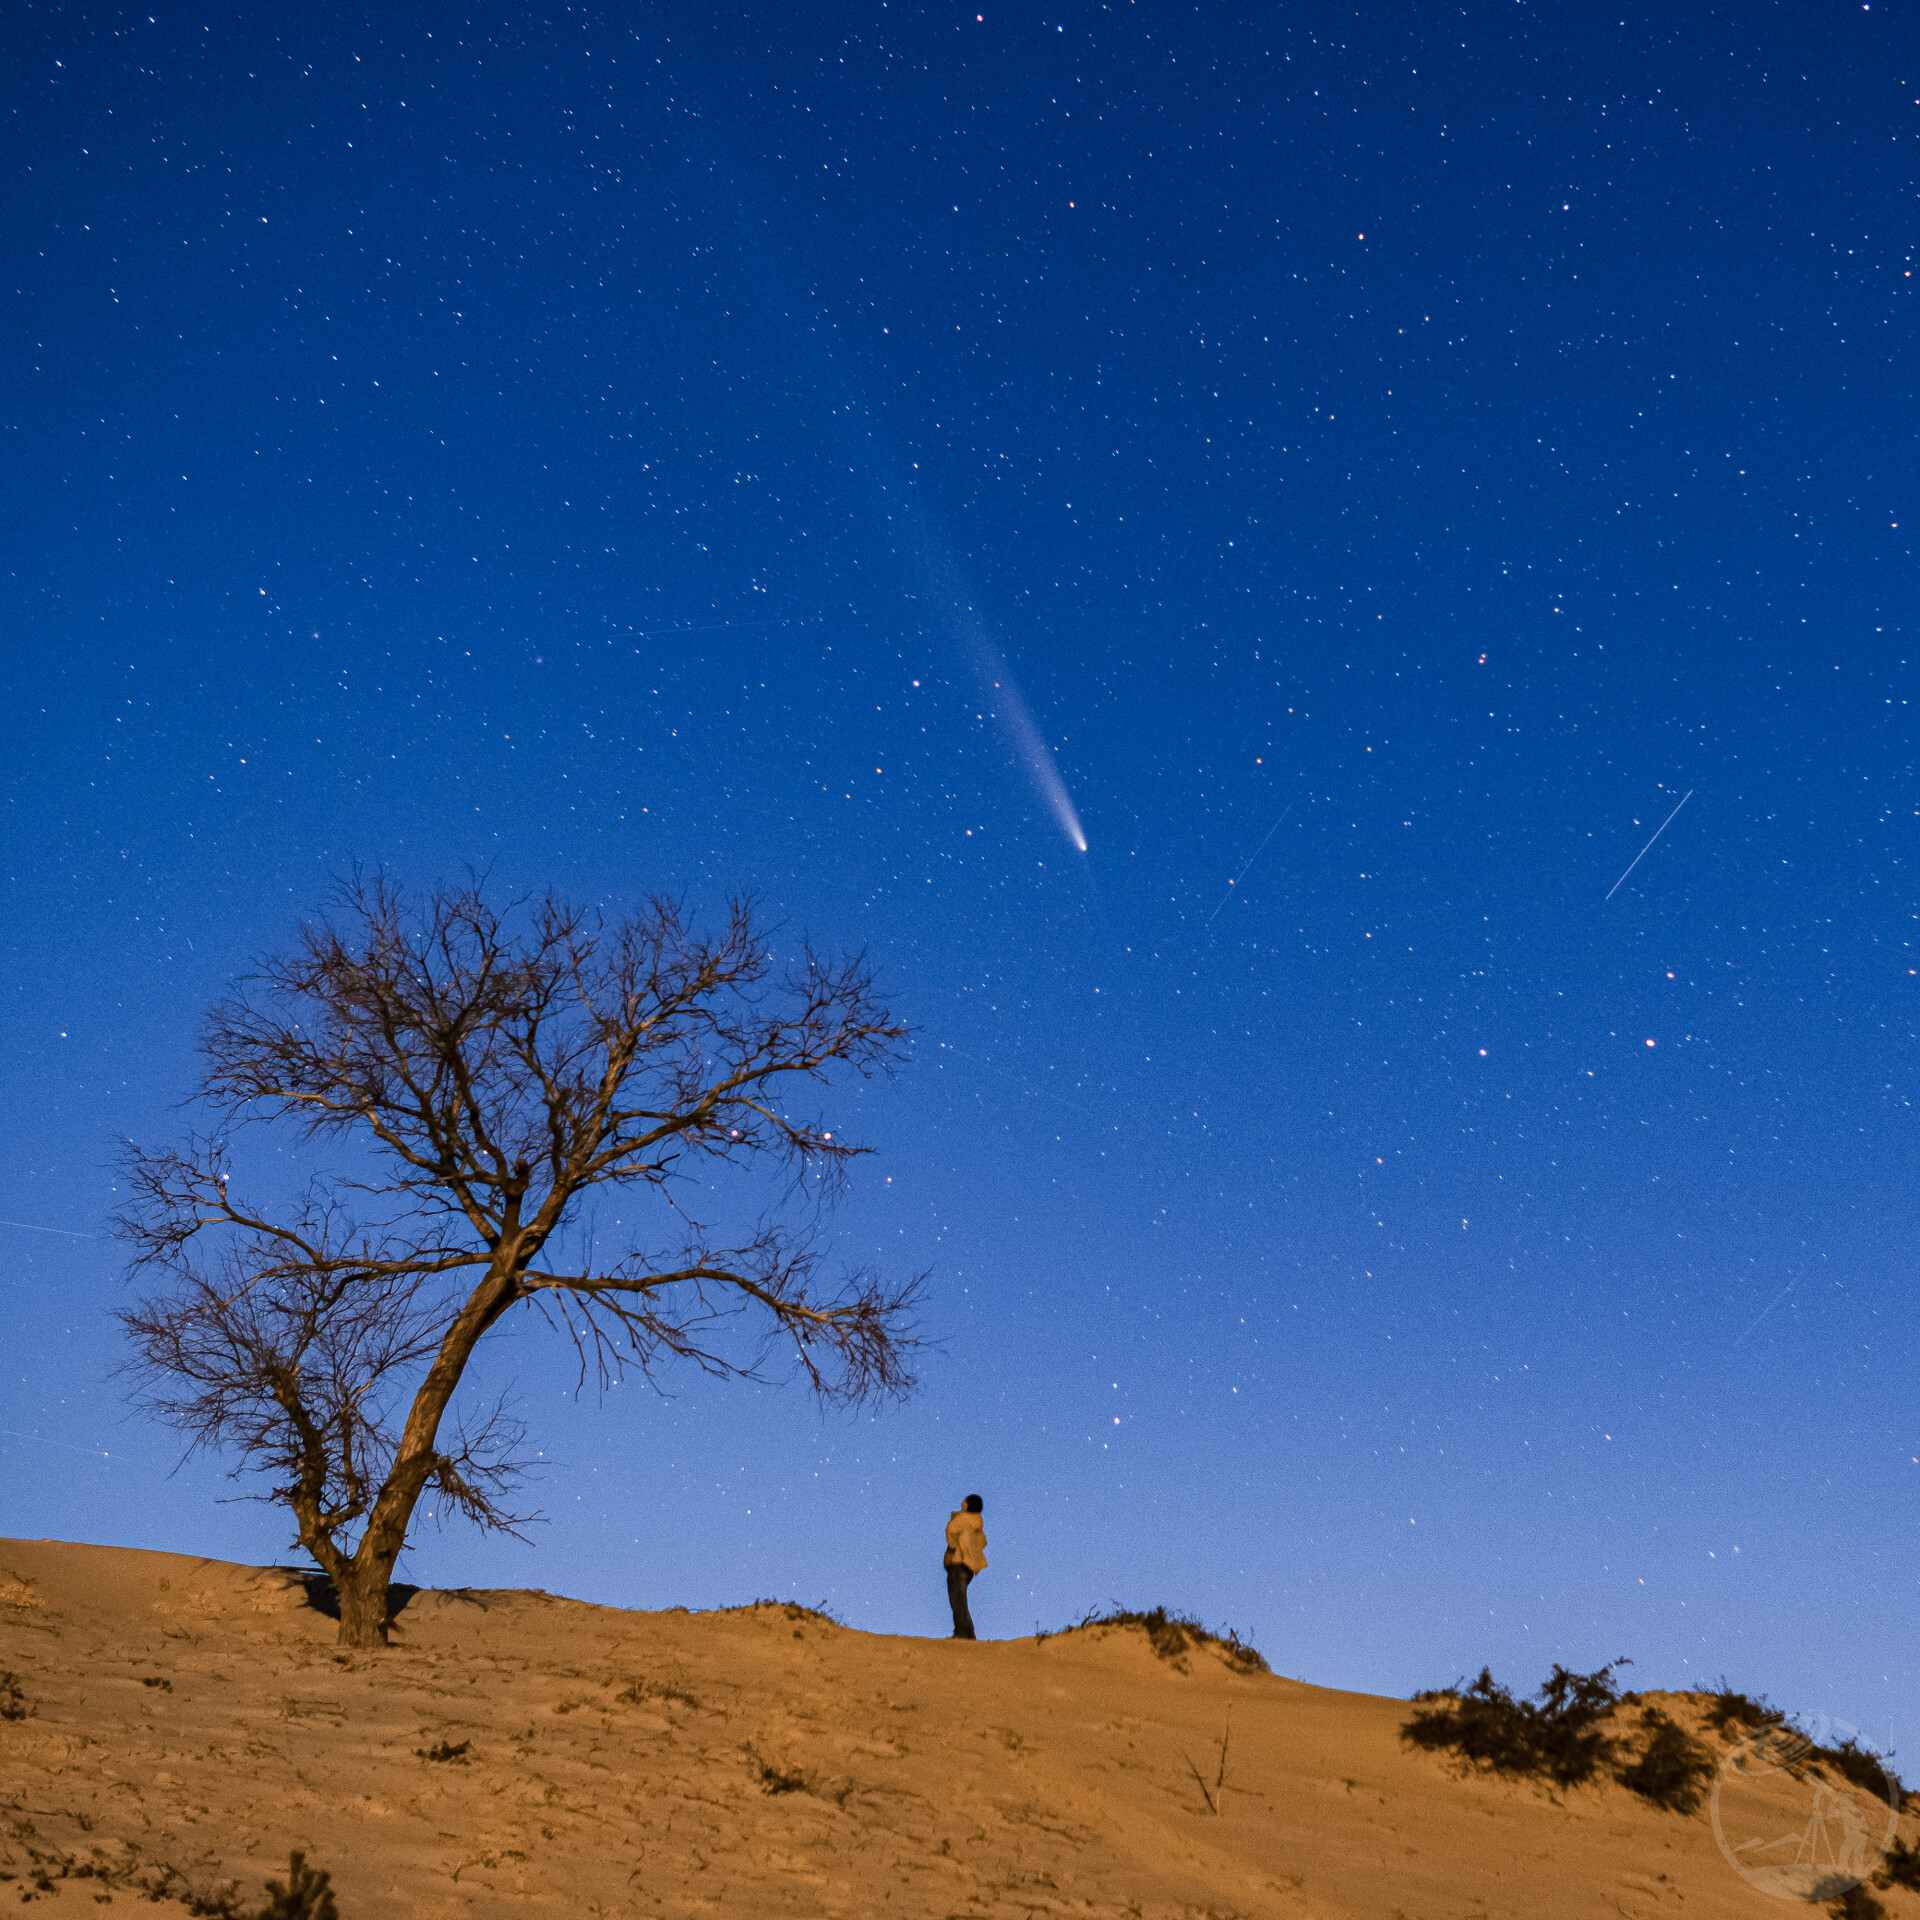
top-left (328, 1270), bottom-right (521, 1649)
top-left (335, 1560), bottom-right (395, 1648)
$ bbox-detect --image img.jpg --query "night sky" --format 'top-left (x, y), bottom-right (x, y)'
top-left (5, 2), bottom-right (1917, 1756)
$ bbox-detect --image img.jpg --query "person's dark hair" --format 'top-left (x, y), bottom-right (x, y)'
top-left (964, 1494), bottom-right (983, 1513)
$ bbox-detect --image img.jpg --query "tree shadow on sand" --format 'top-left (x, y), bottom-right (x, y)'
top-left (296, 1572), bottom-right (420, 1625)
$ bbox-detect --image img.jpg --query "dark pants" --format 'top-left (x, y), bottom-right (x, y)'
top-left (945, 1559), bottom-right (977, 1639)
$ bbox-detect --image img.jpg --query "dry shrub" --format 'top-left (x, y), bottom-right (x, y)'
top-left (258, 1851), bottom-right (338, 1920)
top-left (1403, 1661), bottom-right (1629, 1790)
top-left (1068, 1605), bottom-right (1269, 1675)
top-left (1704, 1678), bottom-right (1783, 1737)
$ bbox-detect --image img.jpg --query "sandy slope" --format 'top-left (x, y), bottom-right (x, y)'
top-left (1, 1540), bottom-right (1910, 1918)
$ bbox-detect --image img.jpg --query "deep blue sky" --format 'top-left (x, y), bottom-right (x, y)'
top-left (5, 1), bottom-right (1916, 1755)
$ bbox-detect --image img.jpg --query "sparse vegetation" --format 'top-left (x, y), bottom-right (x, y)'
top-left (257, 1851), bottom-right (338, 1920)
top-left (1412, 1662), bottom-right (1903, 1832)
top-left (412, 1738), bottom-right (471, 1764)
top-left (1875, 1835), bottom-right (1920, 1891)
top-left (1704, 1678), bottom-right (1784, 1736)
top-left (1702, 1680), bottom-right (1903, 1808)
top-left (166, 1875), bottom-right (248, 1917)
top-left (1402, 1661), bottom-right (1631, 1790)
top-left (757, 1759), bottom-right (808, 1794)
top-left (747, 1598), bottom-right (847, 1628)
top-left (1816, 1735), bottom-right (1903, 1808)
top-left (1616, 1707), bottom-right (1713, 1813)
top-left (36, 1851), bottom-right (341, 1920)
top-left (1062, 1606), bottom-right (1270, 1675)
top-left (142, 1674), bottom-right (174, 1691)
top-left (614, 1677), bottom-right (699, 1710)
top-left (0, 1671), bottom-right (27, 1721)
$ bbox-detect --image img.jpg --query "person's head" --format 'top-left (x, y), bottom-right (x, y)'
top-left (964, 1494), bottom-right (983, 1514)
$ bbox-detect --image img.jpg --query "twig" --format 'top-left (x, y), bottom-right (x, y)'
top-left (1183, 1750), bottom-right (1218, 1814)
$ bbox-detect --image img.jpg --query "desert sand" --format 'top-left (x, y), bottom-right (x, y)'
top-left (1, 1539), bottom-right (1910, 1917)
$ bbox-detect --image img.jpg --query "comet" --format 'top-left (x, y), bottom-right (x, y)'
top-left (966, 635), bottom-right (1087, 853)
top-left (906, 495), bottom-right (1087, 853)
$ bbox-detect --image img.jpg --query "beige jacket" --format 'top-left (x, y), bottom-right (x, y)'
top-left (944, 1509), bottom-right (988, 1574)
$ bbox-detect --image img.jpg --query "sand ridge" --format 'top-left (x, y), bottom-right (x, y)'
top-left (1, 1539), bottom-right (1910, 1917)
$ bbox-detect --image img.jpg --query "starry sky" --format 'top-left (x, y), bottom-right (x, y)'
top-left (5, 2), bottom-right (1917, 1754)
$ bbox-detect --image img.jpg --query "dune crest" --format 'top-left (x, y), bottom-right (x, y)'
top-left (1, 1540), bottom-right (1907, 1916)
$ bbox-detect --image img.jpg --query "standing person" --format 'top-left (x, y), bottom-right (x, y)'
top-left (943, 1494), bottom-right (987, 1640)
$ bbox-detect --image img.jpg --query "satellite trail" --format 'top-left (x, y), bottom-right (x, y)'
top-left (1206, 804), bottom-right (1293, 925)
top-left (1605, 790), bottom-right (1693, 902)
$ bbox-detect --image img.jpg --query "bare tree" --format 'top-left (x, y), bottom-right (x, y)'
top-left (117, 879), bottom-right (922, 1648)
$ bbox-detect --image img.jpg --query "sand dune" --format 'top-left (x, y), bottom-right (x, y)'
top-left (1, 1539), bottom-right (1909, 1917)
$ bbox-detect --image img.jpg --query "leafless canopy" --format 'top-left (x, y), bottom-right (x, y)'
top-left (116, 879), bottom-right (920, 1638)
